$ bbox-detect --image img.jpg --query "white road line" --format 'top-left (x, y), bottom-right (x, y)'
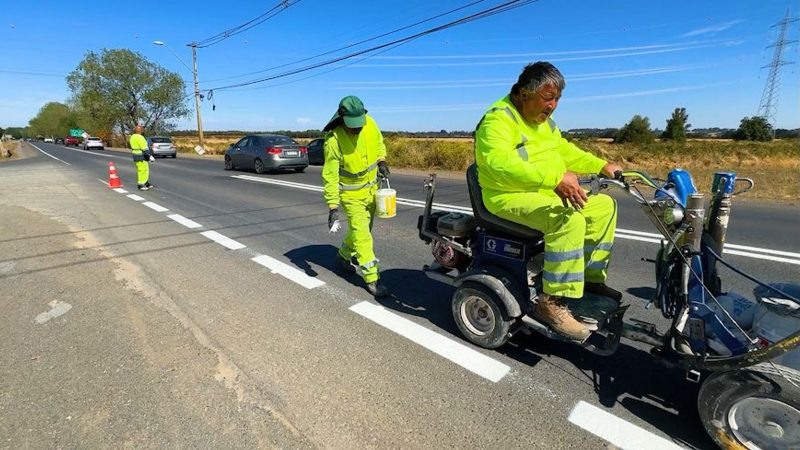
top-left (142, 201), bottom-right (169, 212)
top-left (349, 301), bottom-right (510, 382)
top-left (200, 230), bottom-right (246, 250)
top-left (251, 255), bottom-right (325, 289)
top-left (29, 143), bottom-right (71, 165)
top-left (127, 194), bottom-right (145, 201)
top-left (113, 188), bottom-right (129, 194)
top-left (568, 401), bottom-right (684, 450)
top-left (58, 144), bottom-right (126, 160)
top-left (231, 175), bottom-right (800, 265)
top-left (167, 214), bottom-right (203, 229)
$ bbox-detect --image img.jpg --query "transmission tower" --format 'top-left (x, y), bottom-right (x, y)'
top-left (756, 9), bottom-right (799, 130)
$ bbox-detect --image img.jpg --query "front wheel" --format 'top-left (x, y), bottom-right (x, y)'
top-left (451, 282), bottom-right (512, 349)
top-left (698, 363), bottom-right (800, 449)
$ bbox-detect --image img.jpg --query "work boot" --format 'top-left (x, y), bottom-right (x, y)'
top-left (366, 281), bottom-right (389, 298)
top-left (585, 282), bottom-right (623, 302)
top-left (334, 256), bottom-right (356, 274)
top-left (534, 294), bottom-right (591, 341)
top-left (145, 182), bottom-right (156, 189)
top-left (137, 184), bottom-right (150, 191)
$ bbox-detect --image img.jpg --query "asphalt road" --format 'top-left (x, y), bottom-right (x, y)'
top-left (1, 142), bottom-right (798, 449)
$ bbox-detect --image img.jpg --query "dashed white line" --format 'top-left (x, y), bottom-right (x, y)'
top-left (167, 214), bottom-right (203, 229)
top-left (251, 255), bottom-right (325, 289)
top-left (349, 301), bottom-right (510, 382)
top-left (200, 230), bottom-right (246, 250)
top-left (142, 201), bottom-right (169, 212)
top-left (29, 143), bottom-right (70, 165)
top-left (113, 188), bottom-right (129, 194)
top-left (568, 401), bottom-right (684, 450)
top-left (127, 194), bottom-right (145, 201)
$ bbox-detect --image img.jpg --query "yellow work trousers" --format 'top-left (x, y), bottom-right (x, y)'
top-left (484, 191), bottom-right (617, 299)
top-left (338, 184), bottom-right (380, 283)
top-left (135, 160), bottom-right (149, 186)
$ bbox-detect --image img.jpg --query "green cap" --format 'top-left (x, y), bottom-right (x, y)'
top-left (324, 95), bottom-right (367, 131)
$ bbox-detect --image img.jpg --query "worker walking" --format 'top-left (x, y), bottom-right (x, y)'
top-left (322, 96), bottom-right (391, 298)
top-left (129, 124), bottom-right (155, 191)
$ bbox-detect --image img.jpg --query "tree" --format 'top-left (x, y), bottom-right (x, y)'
top-left (662, 107), bottom-right (690, 142)
top-left (66, 48), bottom-right (189, 138)
top-left (28, 102), bottom-right (80, 138)
top-left (614, 115), bottom-right (654, 144)
top-left (734, 116), bottom-right (773, 141)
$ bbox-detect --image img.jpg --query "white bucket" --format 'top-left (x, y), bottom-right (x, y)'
top-left (375, 178), bottom-right (396, 219)
top-left (752, 283), bottom-right (800, 370)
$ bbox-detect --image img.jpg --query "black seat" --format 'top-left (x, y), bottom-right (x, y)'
top-left (466, 164), bottom-right (544, 240)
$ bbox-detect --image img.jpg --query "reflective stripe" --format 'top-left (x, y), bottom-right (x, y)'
top-left (545, 248), bottom-right (584, 262)
top-left (543, 271), bottom-right (584, 283)
top-left (585, 261), bottom-right (607, 270)
top-left (547, 117), bottom-right (556, 132)
top-left (360, 258), bottom-right (379, 270)
top-left (474, 106), bottom-right (519, 133)
top-left (339, 177), bottom-right (378, 191)
top-left (501, 106), bottom-right (517, 123)
top-left (516, 134), bottom-right (529, 161)
top-left (340, 161), bottom-right (378, 178)
top-left (585, 242), bottom-right (614, 253)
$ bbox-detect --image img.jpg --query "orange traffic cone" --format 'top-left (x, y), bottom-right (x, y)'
top-left (108, 161), bottom-right (123, 188)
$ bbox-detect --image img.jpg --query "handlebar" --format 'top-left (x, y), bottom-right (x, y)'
top-left (578, 170), bottom-right (662, 204)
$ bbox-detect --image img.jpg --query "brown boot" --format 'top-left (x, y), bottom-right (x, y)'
top-left (534, 294), bottom-right (591, 341)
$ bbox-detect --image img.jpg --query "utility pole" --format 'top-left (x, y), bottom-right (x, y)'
top-left (190, 43), bottom-right (206, 153)
top-left (756, 9), bottom-right (798, 134)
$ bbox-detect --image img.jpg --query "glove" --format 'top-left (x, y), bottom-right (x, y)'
top-left (149, 154), bottom-right (155, 162)
top-left (328, 208), bottom-right (341, 233)
top-left (378, 161), bottom-right (390, 179)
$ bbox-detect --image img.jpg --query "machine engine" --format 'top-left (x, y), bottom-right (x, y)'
top-left (431, 212), bottom-right (475, 270)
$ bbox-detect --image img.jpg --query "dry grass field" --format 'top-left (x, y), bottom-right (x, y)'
top-left (173, 134), bottom-right (798, 201)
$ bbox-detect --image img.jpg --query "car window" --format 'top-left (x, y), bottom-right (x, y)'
top-left (235, 137), bottom-right (250, 148)
top-left (310, 138), bottom-right (323, 147)
top-left (151, 137), bottom-right (171, 143)
top-left (262, 135), bottom-right (297, 146)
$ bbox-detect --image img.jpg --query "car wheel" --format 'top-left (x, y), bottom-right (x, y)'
top-left (224, 156), bottom-right (233, 170)
top-left (294, 167), bottom-right (306, 173)
top-left (254, 158), bottom-right (265, 174)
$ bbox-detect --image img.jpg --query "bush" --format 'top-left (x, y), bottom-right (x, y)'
top-left (735, 116), bottom-right (773, 141)
top-left (615, 115), bottom-right (655, 144)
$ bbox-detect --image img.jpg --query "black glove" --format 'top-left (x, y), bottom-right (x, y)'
top-left (378, 161), bottom-right (390, 179)
top-left (328, 208), bottom-right (340, 230)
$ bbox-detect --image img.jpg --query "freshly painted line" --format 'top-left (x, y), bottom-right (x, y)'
top-left (349, 301), bottom-right (510, 382)
top-left (29, 143), bottom-right (70, 165)
top-left (113, 188), bottom-right (129, 194)
top-left (231, 176), bottom-right (799, 265)
top-left (200, 230), bottom-right (246, 250)
top-left (142, 201), bottom-right (169, 212)
top-left (167, 214), bottom-right (203, 229)
top-left (568, 401), bottom-right (684, 450)
top-left (127, 194), bottom-right (145, 201)
top-left (35, 300), bottom-right (73, 324)
top-left (251, 254), bottom-right (325, 289)
top-left (58, 144), bottom-right (126, 160)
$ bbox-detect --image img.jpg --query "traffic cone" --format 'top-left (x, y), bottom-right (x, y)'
top-left (108, 161), bottom-right (123, 188)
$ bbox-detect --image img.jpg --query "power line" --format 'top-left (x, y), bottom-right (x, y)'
top-left (206, 0), bottom-right (537, 92)
top-left (203, 0), bottom-right (489, 84)
top-left (192, 0), bottom-right (301, 48)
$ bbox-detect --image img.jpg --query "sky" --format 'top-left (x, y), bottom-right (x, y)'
top-left (1, 0), bottom-right (798, 132)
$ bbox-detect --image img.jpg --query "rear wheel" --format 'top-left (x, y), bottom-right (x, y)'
top-left (294, 167), bottom-right (306, 173)
top-left (698, 363), bottom-right (800, 450)
top-left (254, 158), bottom-right (265, 174)
top-left (224, 156), bottom-right (233, 170)
top-left (452, 282), bottom-right (512, 349)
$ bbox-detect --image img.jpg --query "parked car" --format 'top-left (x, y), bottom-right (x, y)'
top-left (83, 137), bottom-right (104, 150)
top-left (148, 136), bottom-right (177, 158)
top-left (43, 137), bottom-right (54, 143)
top-left (55, 137), bottom-right (64, 144)
top-left (64, 136), bottom-right (80, 147)
top-left (307, 138), bottom-right (325, 165)
top-left (224, 134), bottom-right (308, 174)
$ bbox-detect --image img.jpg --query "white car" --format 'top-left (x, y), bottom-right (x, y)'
top-left (83, 137), bottom-right (104, 150)
top-left (43, 137), bottom-right (54, 143)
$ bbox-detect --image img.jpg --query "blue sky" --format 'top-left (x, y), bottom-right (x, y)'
top-left (1, 0), bottom-right (798, 132)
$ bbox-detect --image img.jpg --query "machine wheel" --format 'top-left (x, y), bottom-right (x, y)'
top-left (254, 158), bottom-right (265, 174)
top-left (224, 156), bottom-right (233, 170)
top-left (452, 282), bottom-right (512, 349)
top-left (698, 363), bottom-right (800, 450)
